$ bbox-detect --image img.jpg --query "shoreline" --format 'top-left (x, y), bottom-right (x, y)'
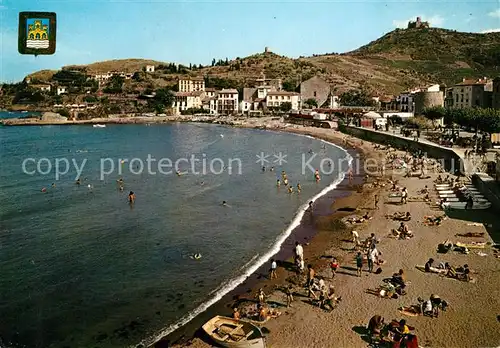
top-left (147, 127), bottom-right (372, 348)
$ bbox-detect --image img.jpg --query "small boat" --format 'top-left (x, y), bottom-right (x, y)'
top-left (202, 316), bottom-right (266, 348)
top-left (93, 124), bottom-right (106, 128)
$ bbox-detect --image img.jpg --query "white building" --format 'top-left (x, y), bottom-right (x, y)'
top-left (57, 86), bottom-right (67, 95)
top-left (178, 77), bottom-right (205, 93)
top-left (239, 100), bottom-right (252, 114)
top-left (330, 95), bottom-right (340, 109)
top-left (266, 91), bottom-right (300, 110)
top-left (396, 84), bottom-right (440, 112)
top-left (217, 89), bottom-right (239, 115)
top-left (202, 97), bottom-right (217, 114)
top-left (204, 88), bottom-right (216, 98)
top-left (32, 84), bottom-right (51, 92)
top-left (145, 65), bottom-right (155, 73)
top-left (173, 91), bottom-right (202, 114)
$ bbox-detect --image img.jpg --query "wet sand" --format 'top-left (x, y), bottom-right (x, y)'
top-left (171, 127), bottom-right (500, 348)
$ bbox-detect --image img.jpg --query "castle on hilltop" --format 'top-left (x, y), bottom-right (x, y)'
top-left (407, 17), bottom-right (429, 29)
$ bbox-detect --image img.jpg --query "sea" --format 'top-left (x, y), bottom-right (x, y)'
top-left (0, 111), bottom-right (351, 348)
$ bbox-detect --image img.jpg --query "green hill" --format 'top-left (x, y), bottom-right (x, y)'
top-left (24, 27), bottom-right (500, 96)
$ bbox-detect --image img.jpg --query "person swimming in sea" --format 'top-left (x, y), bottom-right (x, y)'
top-left (262, 166), bottom-right (266, 172)
top-left (119, 185), bottom-right (124, 192)
top-left (314, 169), bottom-right (321, 182)
top-left (288, 185), bottom-right (293, 193)
top-left (283, 178), bottom-right (289, 186)
top-left (128, 191), bottom-right (136, 203)
top-left (222, 201), bottom-right (227, 206)
top-left (270, 166), bottom-right (274, 172)
top-left (75, 178), bottom-right (81, 185)
top-left (297, 183), bottom-right (301, 193)
top-left (51, 183), bottom-right (56, 188)
top-left (190, 253), bottom-right (202, 260)
top-left (277, 179), bottom-right (281, 187)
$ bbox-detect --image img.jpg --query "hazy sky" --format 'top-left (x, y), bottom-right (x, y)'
top-left (0, 0), bottom-right (499, 82)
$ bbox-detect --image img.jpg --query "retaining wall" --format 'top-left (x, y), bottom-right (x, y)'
top-left (341, 125), bottom-right (465, 175)
top-left (472, 173), bottom-right (500, 211)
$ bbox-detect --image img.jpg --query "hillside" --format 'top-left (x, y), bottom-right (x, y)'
top-left (26, 28), bottom-right (500, 96)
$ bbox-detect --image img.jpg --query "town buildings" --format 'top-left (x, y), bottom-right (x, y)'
top-left (178, 77), bottom-right (205, 92)
top-left (217, 89), bottom-right (239, 115)
top-left (396, 84), bottom-right (443, 114)
top-left (447, 78), bottom-right (492, 109)
top-left (266, 91), bottom-right (300, 110)
top-left (145, 65), bottom-right (155, 73)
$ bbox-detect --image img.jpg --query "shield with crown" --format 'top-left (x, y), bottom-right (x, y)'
top-left (18, 12), bottom-right (57, 55)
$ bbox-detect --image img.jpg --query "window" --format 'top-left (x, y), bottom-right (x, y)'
top-left (461, 94), bottom-right (464, 102)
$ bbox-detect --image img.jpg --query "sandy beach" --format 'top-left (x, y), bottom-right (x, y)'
top-left (170, 126), bottom-right (500, 348)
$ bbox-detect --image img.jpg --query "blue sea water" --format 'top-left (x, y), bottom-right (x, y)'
top-left (0, 116), bottom-right (350, 348)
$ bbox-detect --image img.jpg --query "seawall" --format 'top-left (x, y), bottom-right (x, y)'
top-left (340, 125), bottom-right (465, 175)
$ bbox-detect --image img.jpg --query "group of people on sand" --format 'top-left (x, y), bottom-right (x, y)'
top-left (424, 258), bottom-right (471, 281)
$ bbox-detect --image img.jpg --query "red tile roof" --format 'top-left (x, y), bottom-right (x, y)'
top-left (455, 78), bottom-right (488, 86)
top-left (267, 91), bottom-right (299, 96)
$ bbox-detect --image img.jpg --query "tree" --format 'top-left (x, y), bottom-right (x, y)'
top-left (304, 98), bottom-right (318, 108)
top-left (84, 95), bottom-right (98, 103)
top-left (212, 58), bottom-right (216, 67)
top-left (280, 102), bottom-right (292, 112)
top-left (282, 80), bottom-right (296, 92)
top-left (154, 88), bottom-right (175, 108)
top-left (58, 108), bottom-right (70, 117)
top-left (422, 106), bottom-right (446, 126)
top-left (339, 90), bottom-right (373, 106)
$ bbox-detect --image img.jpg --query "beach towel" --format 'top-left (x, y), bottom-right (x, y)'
top-left (455, 242), bottom-right (489, 249)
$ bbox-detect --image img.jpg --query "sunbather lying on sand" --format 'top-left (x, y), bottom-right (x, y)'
top-left (345, 213), bottom-right (372, 224)
top-left (386, 212), bottom-right (411, 221)
top-left (456, 232), bottom-right (484, 237)
top-left (391, 222), bottom-right (413, 239)
top-left (423, 215), bottom-right (446, 226)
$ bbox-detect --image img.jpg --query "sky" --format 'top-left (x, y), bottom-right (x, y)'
top-left (0, 0), bottom-right (499, 82)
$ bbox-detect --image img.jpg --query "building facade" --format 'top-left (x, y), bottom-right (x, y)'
top-left (145, 65), bottom-right (155, 73)
top-left (300, 76), bottom-right (330, 108)
top-left (178, 78), bottom-right (205, 93)
top-left (266, 91), bottom-right (300, 110)
top-left (450, 78), bottom-right (490, 109)
top-left (217, 89), bottom-right (239, 115)
top-left (173, 91), bottom-right (202, 114)
top-left (57, 86), bottom-right (67, 95)
top-left (414, 91), bottom-right (444, 115)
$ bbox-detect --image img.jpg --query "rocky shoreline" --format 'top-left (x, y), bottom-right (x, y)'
top-left (0, 114), bottom-right (289, 129)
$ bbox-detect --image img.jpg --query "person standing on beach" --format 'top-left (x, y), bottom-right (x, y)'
top-left (401, 188), bottom-right (408, 204)
top-left (233, 307), bottom-right (240, 320)
top-left (348, 167), bottom-right (353, 184)
top-left (352, 230), bottom-right (359, 245)
top-left (295, 242), bottom-right (304, 264)
top-left (374, 195), bottom-right (379, 209)
top-left (330, 258), bottom-right (339, 278)
top-left (307, 264), bottom-right (315, 295)
top-left (285, 285), bottom-right (294, 307)
top-left (367, 247), bottom-right (378, 273)
top-left (270, 259), bottom-right (277, 279)
top-left (356, 252), bottom-right (363, 277)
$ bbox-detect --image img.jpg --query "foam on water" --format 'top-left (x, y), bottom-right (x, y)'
top-left (133, 133), bottom-right (353, 348)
